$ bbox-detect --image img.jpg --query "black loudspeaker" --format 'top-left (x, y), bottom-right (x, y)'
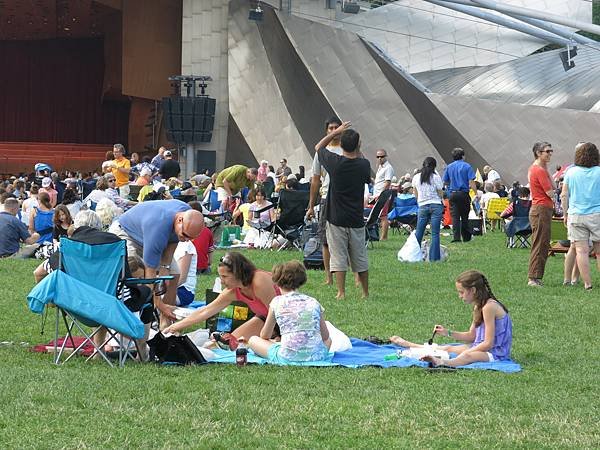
top-left (342, 2), bottom-right (360, 13)
top-left (559, 46), bottom-right (577, 72)
top-left (162, 96), bottom-right (216, 144)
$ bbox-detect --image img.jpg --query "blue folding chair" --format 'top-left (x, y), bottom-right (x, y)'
top-left (28, 238), bottom-right (146, 367)
top-left (203, 189), bottom-right (222, 212)
top-left (388, 194), bottom-right (418, 235)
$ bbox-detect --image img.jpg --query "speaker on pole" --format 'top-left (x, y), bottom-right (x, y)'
top-left (163, 75), bottom-right (216, 144)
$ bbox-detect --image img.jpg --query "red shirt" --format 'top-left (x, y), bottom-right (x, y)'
top-left (528, 165), bottom-right (554, 208)
top-left (192, 227), bottom-right (214, 270)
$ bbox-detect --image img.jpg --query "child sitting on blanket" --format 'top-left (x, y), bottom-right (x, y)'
top-left (390, 270), bottom-right (512, 367)
top-left (248, 261), bottom-right (332, 363)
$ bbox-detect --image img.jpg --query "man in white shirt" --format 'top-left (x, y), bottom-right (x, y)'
top-left (307, 116), bottom-right (343, 285)
top-left (372, 149), bottom-right (395, 240)
top-left (483, 165), bottom-right (501, 184)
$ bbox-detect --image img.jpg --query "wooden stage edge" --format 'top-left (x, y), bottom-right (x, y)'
top-left (0, 142), bottom-right (111, 174)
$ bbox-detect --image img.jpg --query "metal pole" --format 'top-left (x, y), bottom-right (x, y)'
top-left (442, 0), bottom-right (600, 38)
top-left (424, 0), bottom-right (571, 46)
top-left (502, 13), bottom-right (597, 46)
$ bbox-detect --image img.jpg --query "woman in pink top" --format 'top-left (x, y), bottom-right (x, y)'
top-left (164, 252), bottom-right (280, 342)
top-left (257, 160), bottom-right (269, 183)
top-left (527, 141), bottom-right (555, 287)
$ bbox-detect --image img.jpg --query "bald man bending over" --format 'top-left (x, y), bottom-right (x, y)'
top-left (110, 200), bottom-right (204, 327)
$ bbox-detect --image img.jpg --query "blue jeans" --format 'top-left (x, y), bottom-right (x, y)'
top-left (415, 203), bottom-right (444, 261)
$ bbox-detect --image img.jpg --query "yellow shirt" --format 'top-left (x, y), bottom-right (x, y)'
top-left (112, 157), bottom-right (131, 187)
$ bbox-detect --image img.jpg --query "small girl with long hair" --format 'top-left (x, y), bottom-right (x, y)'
top-left (248, 261), bottom-right (332, 363)
top-left (52, 204), bottom-right (73, 244)
top-left (390, 270), bottom-right (512, 367)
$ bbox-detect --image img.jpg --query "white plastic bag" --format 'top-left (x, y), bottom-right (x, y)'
top-left (397, 231), bottom-right (423, 262)
top-left (326, 321), bottom-right (352, 352)
top-left (421, 240), bottom-right (449, 262)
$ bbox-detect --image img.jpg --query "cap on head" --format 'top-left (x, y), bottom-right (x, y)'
top-left (164, 150), bottom-right (172, 157)
top-left (41, 177), bottom-right (52, 187)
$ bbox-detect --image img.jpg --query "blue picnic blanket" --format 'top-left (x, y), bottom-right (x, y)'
top-left (210, 338), bottom-right (521, 373)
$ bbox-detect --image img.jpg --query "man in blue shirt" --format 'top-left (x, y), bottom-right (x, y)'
top-left (110, 200), bottom-right (205, 325)
top-left (443, 148), bottom-right (477, 242)
top-left (0, 198), bottom-right (40, 257)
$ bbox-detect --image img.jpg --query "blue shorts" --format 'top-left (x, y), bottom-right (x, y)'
top-left (176, 286), bottom-right (194, 306)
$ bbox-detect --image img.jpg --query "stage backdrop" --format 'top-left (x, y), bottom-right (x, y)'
top-left (0, 38), bottom-right (129, 144)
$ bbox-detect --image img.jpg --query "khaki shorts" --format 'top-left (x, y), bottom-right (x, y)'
top-left (109, 221), bottom-right (180, 274)
top-left (567, 213), bottom-right (600, 243)
top-left (326, 223), bottom-right (368, 273)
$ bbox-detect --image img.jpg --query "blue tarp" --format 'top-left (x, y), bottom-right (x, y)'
top-left (210, 338), bottom-right (521, 373)
top-left (27, 270), bottom-right (145, 339)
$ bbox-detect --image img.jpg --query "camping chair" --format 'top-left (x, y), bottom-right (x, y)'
top-left (77, 179), bottom-right (97, 200)
top-left (483, 197), bottom-right (510, 233)
top-left (247, 203), bottom-right (276, 247)
top-left (269, 189), bottom-right (309, 251)
top-left (128, 184), bottom-right (142, 201)
top-left (365, 189), bottom-right (394, 248)
top-left (505, 199), bottom-right (532, 248)
top-left (27, 238), bottom-right (169, 367)
top-left (261, 179), bottom-right (275, 201)
top-left (173, 194), bottom-right (198, 204)
top-left (388, 194), bottom-right (418, 235)
top-left (202, 189), bottom-right (222, 213)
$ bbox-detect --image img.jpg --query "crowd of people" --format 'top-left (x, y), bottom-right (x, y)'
top-left (1, 123), bottom-right (599, 367)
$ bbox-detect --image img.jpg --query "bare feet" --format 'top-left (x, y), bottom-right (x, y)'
top-left (420, 355), bottom-right (443, 366)
top-left (389, 336), bottom-right (410, 347)
top-left (324, 279), bottom-right (332, 285)
top-left (335, 292), bottom-right (345, 300)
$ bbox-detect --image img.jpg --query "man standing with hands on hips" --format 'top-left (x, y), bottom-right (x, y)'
top-left (372, 149), bottom-right (395, 241)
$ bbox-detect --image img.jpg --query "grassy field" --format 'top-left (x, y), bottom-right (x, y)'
top-left (1, 230), bottom-right (598, 449)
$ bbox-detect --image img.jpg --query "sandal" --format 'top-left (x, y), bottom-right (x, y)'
top-left (211, 332), bottom-right (239, 350)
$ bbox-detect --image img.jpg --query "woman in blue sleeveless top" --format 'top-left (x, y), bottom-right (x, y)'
top-left (390, 270), bottom-right (512, 367)
top-left (29, 192), bottom-right (55, 244)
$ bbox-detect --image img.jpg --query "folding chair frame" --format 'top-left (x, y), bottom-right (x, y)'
top-left (53, 308), bottom-right (139, 368)
top-left (365, 190), bottom-right (394, 248)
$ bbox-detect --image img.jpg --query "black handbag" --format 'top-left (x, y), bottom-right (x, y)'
top-left (147, 332), bottom-right (207, 365)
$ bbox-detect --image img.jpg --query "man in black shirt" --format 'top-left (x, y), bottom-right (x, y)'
top-left (160, 150), bottom-right (181, 180)
top-left (316, 121), bottom-right (371, 299)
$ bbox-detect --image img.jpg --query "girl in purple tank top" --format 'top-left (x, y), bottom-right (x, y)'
top-left (390, 270), bottom-right (512, 367)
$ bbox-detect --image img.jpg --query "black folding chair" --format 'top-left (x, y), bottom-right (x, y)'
top-left (269, 189), bottom-right (309, 251)
top-left (364, 189), bottom-right (394, 248)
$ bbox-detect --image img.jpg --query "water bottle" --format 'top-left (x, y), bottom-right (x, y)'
top-left (236, 338), bottom-right (248, 366)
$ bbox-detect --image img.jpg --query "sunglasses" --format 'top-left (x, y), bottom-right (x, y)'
top-left (219, 255), bottom-right (232, 268)
top-left (376, 155), bottom-right (386, 159)
top-left (107, 178), bottom-right (116, 182)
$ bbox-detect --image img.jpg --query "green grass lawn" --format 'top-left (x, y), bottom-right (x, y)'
top-left (1, 231), bottom-right (598, 449)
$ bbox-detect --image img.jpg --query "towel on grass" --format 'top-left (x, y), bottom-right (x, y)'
top-left (209, 338), bottom-right (521, 373)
